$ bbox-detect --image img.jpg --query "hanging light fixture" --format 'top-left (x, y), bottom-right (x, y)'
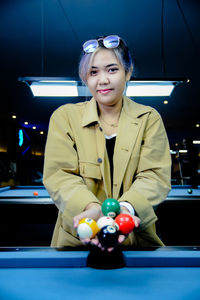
top-left (18, 77), bottom-right (90, 97)
top-left (22, 78), bottom-right (78, 97)
top-left (18, 77), bottom-right (187, 97)
top-left (18, 0), bottom-right (189, 98)
top-left (125, 79), bottom-right (186, 97)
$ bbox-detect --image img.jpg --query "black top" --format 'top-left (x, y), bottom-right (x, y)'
top-left (105, 136), bottom-right (116, 188)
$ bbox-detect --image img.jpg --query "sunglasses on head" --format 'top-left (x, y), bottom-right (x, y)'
top-left (83, 35), bottom-right (120, 53)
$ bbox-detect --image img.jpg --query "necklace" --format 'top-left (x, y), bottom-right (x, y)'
top-left (100, 116), bottom-right (119, 127)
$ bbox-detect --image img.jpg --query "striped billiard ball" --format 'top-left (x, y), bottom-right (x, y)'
top-left (77, 218), bottom-right (99, 239)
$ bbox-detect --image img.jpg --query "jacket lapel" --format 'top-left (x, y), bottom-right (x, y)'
top-left (113, 96), bottom-right (152, 199)
top-left (82, 98), bottom-right (112, 198)
top-left (113, 108), bottom-right (142, 198)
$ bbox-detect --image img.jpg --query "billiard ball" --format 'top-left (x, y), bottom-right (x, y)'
top-left (187, 189), bottom-right (193, 194)
top-left (97, 216), bottom-right (115, 229)
top-left (33, 191), bottom-right (38, 196)
top-left (102, 198), bottom-right (120, 218)
top-left (77, 218), bottom-right (99, 239)
top-left (98, 225), bottom-right (119, 248)
top-left (115, 213), bottom-right (135, 235)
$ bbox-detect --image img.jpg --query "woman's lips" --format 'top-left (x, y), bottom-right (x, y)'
top-left (98, 89), bottom-right (112, 94)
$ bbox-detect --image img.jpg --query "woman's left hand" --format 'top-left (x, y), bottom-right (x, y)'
top-left (104, 207), bottom-right (141, 252)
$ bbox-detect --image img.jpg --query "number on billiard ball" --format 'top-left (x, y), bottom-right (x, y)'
top-left (77, 218), bottom-right (99, 239)
top-left (98, 225), bottom-right (119, 248)
top-left (102, 198), bottom-right (120, 218)
top-left (115, 213), bottom-right (135, 235)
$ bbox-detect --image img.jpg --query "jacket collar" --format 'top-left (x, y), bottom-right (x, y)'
top-left (81, 96), bottom-right (152, 127)
top-left (81, 98), bottom-right (99, 127)
top-left (122, 96), bottom-right (152, 118)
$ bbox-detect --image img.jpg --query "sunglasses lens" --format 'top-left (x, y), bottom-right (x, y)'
top-left (83, 35), bottom-right (120, 53)
top-left (103, 35), bottom-right (120, 48)
top-left (83, 40), bottom-right (98, 53)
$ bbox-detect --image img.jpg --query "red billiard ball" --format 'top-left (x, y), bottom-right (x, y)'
top-left (33, 191), bottom-right (38, 196)
top-left (115, 213), bottom-right (135, 235)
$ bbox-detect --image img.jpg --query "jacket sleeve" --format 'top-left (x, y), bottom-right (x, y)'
top-left (119, 110), bottom-right (171, 230)
top-left (43, 107), bottom-right (100, 219)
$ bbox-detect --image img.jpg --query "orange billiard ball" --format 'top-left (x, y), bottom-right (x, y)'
top-left (33, 191), bottom-right (38, 196)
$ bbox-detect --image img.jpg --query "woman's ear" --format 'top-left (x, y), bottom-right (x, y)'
top-left (125, 69), bottom-right (133, 82)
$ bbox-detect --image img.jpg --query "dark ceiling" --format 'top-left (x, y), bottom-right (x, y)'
top-left (0, 0), bottom-right (200, 144)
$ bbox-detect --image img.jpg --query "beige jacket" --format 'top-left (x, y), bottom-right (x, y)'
top-left (43, 96), bottom-right (171, 247)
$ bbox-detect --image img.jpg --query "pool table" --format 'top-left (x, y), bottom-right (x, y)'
top-left (0, 185), bottom-right (200, 246)
top-left (0, 185), bottom-right (51, 204)
top-left (0, 185), bottom-right (199, 203)
top-left (0, 186), bottom-right (55, 246)
top-left (0, 247), bottom-right (200, 300)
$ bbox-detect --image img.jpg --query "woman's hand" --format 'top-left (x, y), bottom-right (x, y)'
top-left (120, 205), bottom-right (141, 228)
top-left (73, 202), bottom-right (103, 245)
top-left (95, 205), bottom-right (141, 252)
top-left (115, 215), bottom-right (141, 247)
top-left (73, 202), bottom-right (103, 227)
top-left (103, 206), bottom-right (141, 252)
top-left (74, 202), bottom-right (141, 252)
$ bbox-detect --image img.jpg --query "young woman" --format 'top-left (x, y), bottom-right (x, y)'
top-left (43, 35), bottom-right (171, 250)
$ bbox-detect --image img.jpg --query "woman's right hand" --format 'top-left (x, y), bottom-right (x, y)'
top-left (73, 202), bottom-right (103, 246)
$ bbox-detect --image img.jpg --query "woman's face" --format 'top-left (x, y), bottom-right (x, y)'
top-left (86, 48), bottom-right (130, 109)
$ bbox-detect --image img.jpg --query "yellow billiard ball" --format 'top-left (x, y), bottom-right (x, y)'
top-left (77, 218), bottom-right (99, 239)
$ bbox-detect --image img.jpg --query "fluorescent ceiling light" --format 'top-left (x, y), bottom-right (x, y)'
top-left (30, 81), bottom-right (78, 97)
top-left (170, 150), bottom-right (177, 154)
top-left (126, 81), bottom-right (177, 97)
top-left (18, 77), bottom-right (187, 97)
top-left (179, 150), bottom-right (188, 153)
top-left (170, 150), bottom-right (189, 154)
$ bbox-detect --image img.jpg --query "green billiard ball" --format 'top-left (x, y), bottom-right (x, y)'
top-left (187, 189), bottom-right (193, 194)
top-left (102, 198), bottom-right (120, 218)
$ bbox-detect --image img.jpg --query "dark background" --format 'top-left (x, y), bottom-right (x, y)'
top-left (0, 0), bottom-right (199, 186)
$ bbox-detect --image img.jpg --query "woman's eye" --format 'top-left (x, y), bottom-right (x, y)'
top-left (90, 70), bottom-right (97, 76)
top-left (108, 68), bottom-right (118, 73)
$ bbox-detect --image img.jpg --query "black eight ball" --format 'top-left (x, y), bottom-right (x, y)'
top-left (98, 225), bottom-right (119, 248)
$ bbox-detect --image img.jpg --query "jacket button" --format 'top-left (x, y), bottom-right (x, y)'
top-left (97, 158), bottom-right (102, 163)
